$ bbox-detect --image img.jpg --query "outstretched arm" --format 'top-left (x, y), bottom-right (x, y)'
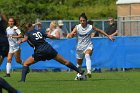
top-left (46, 34), bottom-right (59, 39)
top-left (10, 33), bottom-right (23, 38)
top-left (18, 35), bottom-right (28, 44)
top-left (93, 27), bottom-right (114, 41)
top-left (67, 27), bottom-right (77, 38)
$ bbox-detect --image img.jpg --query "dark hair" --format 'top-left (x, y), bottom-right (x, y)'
top-left (25, 23), bottom-right (32, 28)
top-left (79, 13), bottom-right (88, 21)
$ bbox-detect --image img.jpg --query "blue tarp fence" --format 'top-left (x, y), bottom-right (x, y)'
top-left (1, 36), bottom-right (140, 70)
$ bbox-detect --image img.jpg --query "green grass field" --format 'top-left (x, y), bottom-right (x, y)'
top-left (1, 71), bottom-right (140, 93)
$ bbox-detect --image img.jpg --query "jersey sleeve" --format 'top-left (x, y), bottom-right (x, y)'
top-left (15, 29), bottom-right (21, 34)
top-left (13, 26), bottom-right (21, 34)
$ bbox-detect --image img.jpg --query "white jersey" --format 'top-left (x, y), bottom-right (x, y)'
top-left (6, 26), bottom-right (21, 46)
top-left (76, 24), bottom-right (95, 51)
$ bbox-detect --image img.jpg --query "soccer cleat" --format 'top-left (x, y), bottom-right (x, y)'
top-left (4, 74), bottom-right (10, 77)
top-left (74, 73), bottom-right (87, 80)
top-left (86, 73), bottom-right (92, 78)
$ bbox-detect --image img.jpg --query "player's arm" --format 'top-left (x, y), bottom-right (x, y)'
top-left (18, 35), bottom-right (28, 44)
top-left (11, 33), bottom-right (23, 38)
top-left (11, 29), bottom-right (23, 38)
top-left (93, 26), bottom-right (114, 41)
top-left (67, 27), bottom-right (77, 38)
top-left (110, 30), bottom-right (118, 36)
top-left (46, 34), bottom-right (59, 39)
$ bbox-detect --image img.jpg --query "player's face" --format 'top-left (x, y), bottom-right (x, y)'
top-left (80, 17), bottom-right (87, 27)
top-left (8, 18), bottom-right (14, 27)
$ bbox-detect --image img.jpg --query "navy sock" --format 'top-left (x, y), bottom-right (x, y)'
top-left (20, 66), bottom-right (29, 82)
top-left (0, 77), bottom-right (17, 93)
top-left (66, 62), bottom-right (81, 73)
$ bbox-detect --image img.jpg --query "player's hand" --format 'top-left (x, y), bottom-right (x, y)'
top-left (108, 35), bottom-right (115, 41)
top-left (17, 40), bottom-right (22, 44)
top-left (67, 33), bottom-right (72, 38)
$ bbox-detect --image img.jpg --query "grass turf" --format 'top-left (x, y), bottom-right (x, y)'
top-left (1, 71), bottom-right (140, 93)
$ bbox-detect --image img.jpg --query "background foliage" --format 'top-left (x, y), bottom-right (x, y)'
top-left (0, 0), bottom-right (117, 23)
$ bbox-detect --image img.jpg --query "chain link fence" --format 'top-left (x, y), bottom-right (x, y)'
top-left (41, 20), bottom-right (111, 36)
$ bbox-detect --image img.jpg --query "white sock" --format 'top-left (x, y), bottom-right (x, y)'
top-left (6, 63), bottom-right (11, 74)
top-left (85, 54), bottom-right (91, 74)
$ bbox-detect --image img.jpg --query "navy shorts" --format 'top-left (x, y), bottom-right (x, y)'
top-left (32, 43), bottom-right (58, 62)
top-left (0, 44), bottom-right (9, 57)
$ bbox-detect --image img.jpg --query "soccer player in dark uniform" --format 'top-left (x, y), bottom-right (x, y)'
top-left (18, 23), bottom-right (84, 82)
top-left (0, 14), bottom-right (9, 65)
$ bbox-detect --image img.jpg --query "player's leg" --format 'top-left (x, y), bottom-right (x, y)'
top-left (14, 49), bottom-right (22, 65)
top-left (85, 49), bottom-right (92, 78)
top-left (53, 54), bottom-right (84, 74)
top-left (4, 53), bottom-right (13, 77)
top-left (0, 77), bottom-right (18, 93)
top-left (77, 59), bottom-right (83, 71)
top-left (19, 56), bottom-right (35, 82)
top-left (76, 50), bottom-right (84, 71)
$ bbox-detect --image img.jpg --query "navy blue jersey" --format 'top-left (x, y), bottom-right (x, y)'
top-left (0, 20), bottom-right (8, 44)
top-left (25, 29), bottom-right (48, 49)
top-left (25, 29), bottom-right (58, 61)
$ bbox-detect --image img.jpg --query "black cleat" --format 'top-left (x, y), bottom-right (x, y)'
top-left (4, 74), bottom-right (10, 77)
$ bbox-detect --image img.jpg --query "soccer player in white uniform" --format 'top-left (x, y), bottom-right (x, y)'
top-left (4, 17), bottom-right (23, 77)
top-left (67, 13), bottom-right (114, 79)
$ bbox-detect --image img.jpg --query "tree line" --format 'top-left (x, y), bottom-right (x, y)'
top-left (0, 0), bottom-right (117, 24)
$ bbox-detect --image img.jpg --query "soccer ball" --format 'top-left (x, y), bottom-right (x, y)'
top-left (75, 73), bottom-right (86, 80)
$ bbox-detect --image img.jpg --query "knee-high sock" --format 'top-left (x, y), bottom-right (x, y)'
top-left (85, 54), bottom-right (91, 73)
top-left (0, 77), bottom-right (17, 93)
top-left (20, 66), bottom-right (29, 82)
top-left (6, 63), bottom-right (11, 74)
top-left (66, 62), bottom-right (82, 74)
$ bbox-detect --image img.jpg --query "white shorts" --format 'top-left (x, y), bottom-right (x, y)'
top-left (9, 45), bottom-right (20, 54)
top-left (76, 46), bottom-right (93, 59)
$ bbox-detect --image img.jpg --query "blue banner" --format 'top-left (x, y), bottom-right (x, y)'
top-left (1, 36), bottom-right (140, 70)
